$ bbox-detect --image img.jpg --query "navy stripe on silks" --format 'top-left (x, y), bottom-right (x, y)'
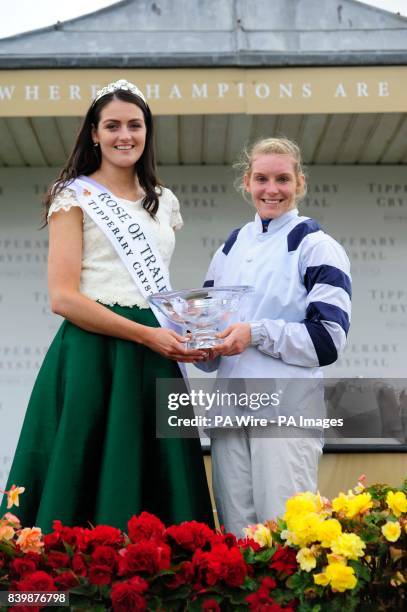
top-left (203, 280), bottom-right (214, 287)
top-left (222, 228), bottom-right (241, 255)
top-left (304, 320), bottom-right (338, 366)
top-left (304, 265), bottom-right (352, 299)
top-left (306, 301), bottom-right (350, 335)
top-left (287, 219), bottom-right (321, 252)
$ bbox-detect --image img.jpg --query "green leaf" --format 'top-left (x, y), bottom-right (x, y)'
top-left (242, 546), bottom-right (256, 564)
top-left (62, 540), bottom-right (75, 558)
top-left (242, 576), bottom-right (258, 591)
top-left (254, 548), bottom-right (274, 563)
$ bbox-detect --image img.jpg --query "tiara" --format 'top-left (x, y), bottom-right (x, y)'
top-left (93, 79), bottom-right (147, 104)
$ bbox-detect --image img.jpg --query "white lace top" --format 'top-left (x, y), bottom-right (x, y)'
top-left (48, 186), bottom-right (183, 308)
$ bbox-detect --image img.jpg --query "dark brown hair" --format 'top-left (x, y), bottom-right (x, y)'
top-left (43, 89), bottom-right (162, 223)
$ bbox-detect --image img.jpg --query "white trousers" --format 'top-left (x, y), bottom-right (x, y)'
top-left (211, 426), bottom-right (323, 536)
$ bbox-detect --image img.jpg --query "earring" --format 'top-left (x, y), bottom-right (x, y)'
top-left (93, 142), bottom-right (99, 148)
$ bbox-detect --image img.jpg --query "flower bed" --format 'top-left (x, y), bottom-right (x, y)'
top-left (0, 479), bottom-right (405, 611)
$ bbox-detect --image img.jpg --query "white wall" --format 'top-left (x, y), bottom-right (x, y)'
top-left (1, 166), bottom-right (407, 487)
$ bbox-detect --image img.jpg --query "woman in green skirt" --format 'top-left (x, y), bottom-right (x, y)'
top-left (0, 80), bottom-right (213, 533)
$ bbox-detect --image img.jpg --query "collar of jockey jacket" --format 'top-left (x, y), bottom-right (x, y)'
top-left (261, 218), bottom-right (272, 232)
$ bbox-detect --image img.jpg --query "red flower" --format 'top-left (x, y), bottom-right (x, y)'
top-left (72, 553), bottom-right (87, 577)
top-left (0, 552), bottom-right (6, 569)
top-left (46, 551), bottom-right (70, 570)
top-left (51, 521), bottom-right (91, 552)
top-left (262, 576), bottom-right (277, 591)
top-left (111, 576), bottom-right (148, 612)
top-left (54, 571), bottom-right (79, 590)
top-left (91, 545), bottom-right (119, 570)
top-left (193, 543), bottom-right (248, 588)
top-left (166, 560), bottom-right (194, 589)
top-left (17, 570), bottom-right (56, 592)
top-left (10, 607), bottom-right (40, 612)
top-left (127, 512), bottom-right (166, 543)
top-left (166, 521), bottom-right (215, 551)
top-left (222, 532), bottom-right (238, 549)
top-left (118, 541), bottom-right (171, 576)
top-left (238, 537), bottom-right (262, 552)
top-left (43, 532), bottom-right (60, 550)
top-left (220, 545), bottom-right (248, 587)
top-left (10, 557), bottom-right (37, 578)
top-left (202, 599), bottom-right (221, 611)
top-left (270, 546), bottom-right (297, 576)
top-left (89, 525), bottom-right (123, 548)
top-left (89, 564), bottom-right (112, 586)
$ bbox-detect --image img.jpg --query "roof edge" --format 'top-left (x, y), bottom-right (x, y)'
top-left (0, 50), bottom-right (407, 69)
top-left (0, 0), bottom-right (126, 42)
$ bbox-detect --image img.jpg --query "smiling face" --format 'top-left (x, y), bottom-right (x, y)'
top-left (244, 153), bottom-right (304, 220)
top-left (91, 98), bottom-right (147, 170)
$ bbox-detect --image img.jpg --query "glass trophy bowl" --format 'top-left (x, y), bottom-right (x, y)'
top-left (148, 286), bottom-right (254, 349)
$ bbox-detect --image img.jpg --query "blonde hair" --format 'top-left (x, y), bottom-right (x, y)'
top-left (235, 137), bottom-right (307, 203)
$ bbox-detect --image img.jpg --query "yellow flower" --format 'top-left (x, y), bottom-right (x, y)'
top-left (345, 492), bottom-right (373, 518)
top-left (331, 533), bottom-right (366, 560)
top-left (314, 571), bottom-right (330, 586)
top-left (381, 521), bottom-right (401, 542)
top-left (16, 527), bottom-right (44, 554)
top-left (6, 485), bottom-right (25, 509)
top-left (353, 474), bottom-right (366, 494)
top-left (243, 523), bottom-right (272, 548)
top-left (286, 512), bottom-right (324, 548)
top-left (0, 524), bottom-right (15, 541)
top-left (284, 491), bottom-right (323, 523)
top-left (390, 571), bottom-right (406, 587)
top-left (317, 518), bottom-right (342, 547)
top-left (332, 492), bottom-right (349, 514)
top-left (327, 552), bottom-right (346, 565)
top-left (386, 491), bottom-right (407, 518)
top-left (325, 562), bottom-right (357, 592)
top-left (296, 547), bottom-right (317, 572)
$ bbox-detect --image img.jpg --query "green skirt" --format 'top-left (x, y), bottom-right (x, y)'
top-left (0, 305), bottom-right (213, 532)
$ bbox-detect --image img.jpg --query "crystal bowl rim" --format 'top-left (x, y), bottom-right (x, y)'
top-left (148, 285), bottom-right (254, 302)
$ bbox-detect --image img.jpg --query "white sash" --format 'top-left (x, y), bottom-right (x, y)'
top-left (69, 176), bottom-right (188, 379)
top-left (71, 176), bottom-right (171, 300)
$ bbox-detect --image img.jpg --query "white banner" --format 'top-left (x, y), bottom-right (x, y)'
top-left (1, 166), bottom-right (407, 487)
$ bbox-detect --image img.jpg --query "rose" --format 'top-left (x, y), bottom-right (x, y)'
top-left (16, 528), bottom-right (44, 554)
top-left (91, 545), bottom-right (119, 570)
top-left (166, 560), bottom-right (194, 589)
top-left (89, 564), bottom-right (112, 585)
top-left (43, 532), bottom-right (60, 550)
top-left (51, 521), bottom-right (91, 551)
top-left (10, 557), bottom-right (37, 578)
top-left (72, 553), bottom-right (87, 577)
top-left (330, 533), bottom-right (366, 560)
top-left (382, 521), bottom-right (401, 542)
top-left (111, 576), bottom-right (148, 612)
top-left (270, 545), bottom-right (298, 576)
top-left (386, 491), bottom-right (407, 518)
top-left (0, 524), bottom-right (15, 541)
top-left (118, 541), bottom-right (171, 576)
top-left (237, 537), bottom-right (262, 552)
top-left (201, 599), bottom-right (221, 611)
top-left (166, 521), bottom-right (215, 551)
top-left (192, 548), bottom-right (222, 587)
top-left (127, 512), bottom-right (165, 543)
top-left (45, 551), bottom-right (70, 570)
top-left (219, 546), bottom-right (248, 587)
top-left (17, 570), bottom-right (56, 592)
top-left (193, 544), bottom-right (247, 588)
top-left (89, 525), bottom-right (123, 548)
top-left (243, 524), bottom-right (273, 548)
